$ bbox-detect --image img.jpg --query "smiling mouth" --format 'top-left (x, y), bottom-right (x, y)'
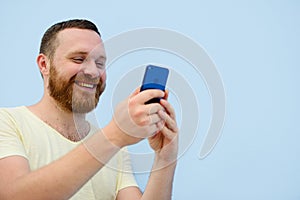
top-left (75, 81), bottom-right (97, 89)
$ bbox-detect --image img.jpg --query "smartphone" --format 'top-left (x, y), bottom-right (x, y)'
top-left (140, 65), bottom-right (169, 104)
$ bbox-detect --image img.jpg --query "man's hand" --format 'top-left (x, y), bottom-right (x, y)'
top-left (148, 92), bottom-right (179, 166)
top-left (112, 89), bottom-right (179, 200)
top-left (106, 88), bottom-right (166, 147)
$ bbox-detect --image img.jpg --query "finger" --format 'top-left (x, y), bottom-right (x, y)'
top-left (160, 99), bottom-right (176, 120)
top-left (144, 103), bottom-right (165, 115)
top-left (147, 123), bottom-right (162, 137)
top-left (159, 125), bottom-right (177, 140)
top-left (156, 120), bottom-right (165, 131)
top-left (138, 113), bottom-right (163, 127)
top-left (164, 90), bottom-right (169, 100)
top-left (148, 113), bottom-right (164, 125)
top-left (158, 110), bottom-right (178, 133)
top-left (136, 89), bottom-right (165, 104)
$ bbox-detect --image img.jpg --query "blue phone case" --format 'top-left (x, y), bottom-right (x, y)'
top-left (140, 65), bottom-right (169, 104)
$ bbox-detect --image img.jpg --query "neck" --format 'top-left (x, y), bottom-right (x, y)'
top-left (28, 93), bottom-right (90, 142)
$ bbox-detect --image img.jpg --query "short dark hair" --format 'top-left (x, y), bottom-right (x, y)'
top-left (39, 19), bottom-right (101, 59)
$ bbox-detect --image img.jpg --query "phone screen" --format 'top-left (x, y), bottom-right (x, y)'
top-left (140, 65), bottom-right (169, 104)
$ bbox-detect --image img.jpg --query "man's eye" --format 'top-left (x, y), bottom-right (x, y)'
top-left (96, 62), bottom-right (105, 68)
top-left (72, 58), bottom-right (84, 63)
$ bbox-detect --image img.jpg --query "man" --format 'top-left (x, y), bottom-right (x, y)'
top-left (0, 19), bottom-right (178, 200)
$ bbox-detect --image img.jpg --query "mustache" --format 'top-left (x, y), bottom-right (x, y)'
top-left (70, 74), bottom-right (102, 85)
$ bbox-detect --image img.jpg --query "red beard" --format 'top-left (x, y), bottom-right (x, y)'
top-left (48, 64), bottom-right (106, 113)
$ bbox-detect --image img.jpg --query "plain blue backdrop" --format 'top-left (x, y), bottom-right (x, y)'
top-left (1, 1), bottom-right (299, 199)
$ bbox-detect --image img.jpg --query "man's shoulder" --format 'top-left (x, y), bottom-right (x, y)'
top-left (0, 106), bottom-right (29, 121)
top-left (0, 106), bottom-right (26, 114)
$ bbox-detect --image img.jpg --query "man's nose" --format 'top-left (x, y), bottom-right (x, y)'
top-left (81, 61), bottom-right (102, 79)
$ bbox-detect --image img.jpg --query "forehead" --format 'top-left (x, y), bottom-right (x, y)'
top-left (55, 28), bottom-right (106, 58)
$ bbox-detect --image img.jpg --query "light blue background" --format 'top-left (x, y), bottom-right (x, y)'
top-left (1, 1), bottom-right (299, 199)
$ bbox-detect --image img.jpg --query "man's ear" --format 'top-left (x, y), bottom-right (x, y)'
top-left (36, 53), bottom-right (50, 78)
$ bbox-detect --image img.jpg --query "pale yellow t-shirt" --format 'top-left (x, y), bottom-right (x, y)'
top-left (0, 106), bottom-right (138, 200)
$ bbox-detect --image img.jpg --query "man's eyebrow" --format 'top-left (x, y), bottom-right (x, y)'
top-left (96, 55), bottom-right (107, 60)
top-left (67, 51), bottom-right (89, 56)
top-left (67, 51), bottom-right (106, 60)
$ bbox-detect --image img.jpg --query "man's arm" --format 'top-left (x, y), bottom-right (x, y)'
top-left (117, 98), bottom-right (178, 200)
top-left (116, 162), bottom-right (176, 200)
top-left (0, 131), bottom-right (118, 200)
top-left (0, 89), bottom-right (166, 200)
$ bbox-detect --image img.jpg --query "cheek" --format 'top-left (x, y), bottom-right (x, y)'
top-left (56, 59), bottom-right (81, 76)
top-left (100, 71), bottom-right (107, 83)
top-left (61, 67), bottom-right (81, 80)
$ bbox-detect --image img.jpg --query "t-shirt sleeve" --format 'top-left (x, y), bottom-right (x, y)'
top-left (116, 148), bottom-right (139, 192)
top-left (0, 108), bottom-right (27, 159)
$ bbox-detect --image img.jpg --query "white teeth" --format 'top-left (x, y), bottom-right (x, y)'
top-left (77, 82), bottom-right (94, 89)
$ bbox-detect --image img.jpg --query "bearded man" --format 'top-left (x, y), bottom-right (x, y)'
top-left (0, 19), bottom-right (178, 200)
